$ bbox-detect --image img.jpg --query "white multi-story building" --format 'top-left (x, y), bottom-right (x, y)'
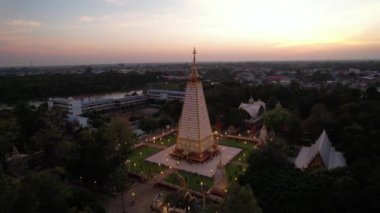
top-left (147, 89), bottom-right (185, 101)
top-left (48, 95), bottom-right (147, 115)
top-left (48, 97), bottom-right (82, 115)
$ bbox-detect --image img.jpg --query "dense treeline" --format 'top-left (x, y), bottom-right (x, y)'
top-left (0, 71), bottom-right (161, 103)
top-left (0, 104), bottom-right (134, 213)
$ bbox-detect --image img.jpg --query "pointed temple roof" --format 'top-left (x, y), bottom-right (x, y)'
top-left (259, 125), bottom-right (269, 143)
top-left (173, 48), bottom-right (217, 162)
top-left (189, 47), bottom-right (200, 82)
top-left (212, 154), bottom-right (228, 195)
top-left (239, 97), bottom-right (266, 118)
top-left (295, 130), bottom-right (346, 170)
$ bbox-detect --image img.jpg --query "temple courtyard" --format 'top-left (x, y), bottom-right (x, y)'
top-left (146, 145), bottom-right (242, 177)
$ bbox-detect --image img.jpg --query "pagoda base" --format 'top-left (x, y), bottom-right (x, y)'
top-left (146, 145), bottom-right (242, 177)
top-left (210, 187), bottom-right (227, 197)
top-left (170, 147), bottom-right (219, 164)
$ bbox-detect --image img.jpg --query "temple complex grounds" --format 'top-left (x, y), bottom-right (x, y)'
top-left (127, 133), bottom-right (255, 192)
top-left (146, 145), bottom-right (241, 177)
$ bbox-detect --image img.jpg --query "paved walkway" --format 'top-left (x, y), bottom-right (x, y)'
top-left (222, 134), bottom-right (260, 143)
top-left (146, 145), bottom-right (242, 177)
top-left (139, 128), bottom-right (177, 144)
top-left (104, 169), bottom-right (174, 213)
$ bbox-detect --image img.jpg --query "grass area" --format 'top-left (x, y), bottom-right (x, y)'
top-left (225, 163), bottom-right (246, 182)
top-left (165, 170), bottom-right (213, 192)
top-left (153, 135), bottom-right (176, 147)
top-left (219, 139), bottom-right (254, 162)
top-left (130, 146), bottom-right (161, 162)
top-left (128, 146), bottom-right (164, 176)
top-left (218, 138), bottom-right (254, 150)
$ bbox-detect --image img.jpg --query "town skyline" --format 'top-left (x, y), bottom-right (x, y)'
top-left (1, 0), bottom-right (380, 66)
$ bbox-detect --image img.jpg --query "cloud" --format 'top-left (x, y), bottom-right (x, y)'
top-left (104, 0), bottom-right (125, 4)
top-left (79, 16), bottom-right (95, 22)
top-left (7, 19), bottom-right (41, 27)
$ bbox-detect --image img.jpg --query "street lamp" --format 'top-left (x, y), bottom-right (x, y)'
top-left (200, 181), bottom-right (206, 210)
top-left (131, 192), bottom-right (136, 206)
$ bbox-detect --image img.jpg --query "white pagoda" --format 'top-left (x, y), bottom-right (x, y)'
top-left (210, 155), bottom-right (228, 196)
top-left (171, 48), bottom-right (218, 163)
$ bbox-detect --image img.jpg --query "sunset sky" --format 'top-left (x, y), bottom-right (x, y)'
top-left (1, 0), bottom-right (380, 66)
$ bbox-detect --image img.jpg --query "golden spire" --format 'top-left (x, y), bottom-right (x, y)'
top-left (190, 47), bottom-right (200, 82)
top-left (218, 153), bottom-right (223, 167)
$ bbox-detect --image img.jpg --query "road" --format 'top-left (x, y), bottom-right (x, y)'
top-left (104, 168), bottom-right (174, 213)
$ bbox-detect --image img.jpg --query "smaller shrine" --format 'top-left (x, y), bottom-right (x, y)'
top-left (210, 155), bottom-right (228, 196)
top-left (239, 97), bottom-right (266, 128)
top-left (258, 125), bottom-right (269, 145)
top-left (295, 130), bottom-right (346, 170)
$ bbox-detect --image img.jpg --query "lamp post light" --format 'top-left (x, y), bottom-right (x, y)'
top-left (131, 192), bottom-right (136, 206)
top-left (200, 181), bottom-right (206, 210)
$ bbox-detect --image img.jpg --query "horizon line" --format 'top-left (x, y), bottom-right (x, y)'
top-left (1, 58), bottom-right (380, 69)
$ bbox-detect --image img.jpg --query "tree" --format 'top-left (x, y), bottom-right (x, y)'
top-left (307, 103), bottom-right (336, 140)
top-left (105, 165), bottom-right (130, 213)
top-left (0, 175), bottom-right (18, 213)
top-left (158, 114), bottom-right (173, 128)
top-left (139, 116), bottom-right (158, 132)
top-left (13, 168), bottom-right (71, 213)
top-left (161, 100), bottom-right (183, 122)
top-left (263, 107), bottom-right (290, 132)
top-left (224, 107), bottom-right (246, 128)
top-left (65, 121), bottom-right (134, 188)
top-left (285, 110), bottom-right (303, 144)
top-left (0, 116), bottom-right (18, 172)
top-left (266, 96), bottom-right (278, 110)
top-left (220, 184), bottom-right (262, 213)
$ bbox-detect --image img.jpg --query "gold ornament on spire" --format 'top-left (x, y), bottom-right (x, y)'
top-left (190, 47), bottom-right (200, 82)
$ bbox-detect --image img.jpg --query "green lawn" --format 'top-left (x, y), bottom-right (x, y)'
top-left (218, 138), bottom-right (254, 150)
top-left (225, 163), bottom-right (246, 182)
top-left (165, 170), bottom-right (213, 192)
top-left (154, 135), bottom-right (176, 147)
top-left (128, 146), bottom-right (164, 176)
top-left (130, 146), bottom-right (161, 162)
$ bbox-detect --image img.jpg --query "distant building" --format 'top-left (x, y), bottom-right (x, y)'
top-left (48, 97), bottom-right (82, 115)
top-left (239, 97), bottom-right (266, 127)
top-left (147, 89), bottom-right (185, 101)
top-left (295, 130), bottom-right (346, 170)
top-left (48, 95), bottom-right (147, 115)
top-left (348, 68), bottom-right (361, 74)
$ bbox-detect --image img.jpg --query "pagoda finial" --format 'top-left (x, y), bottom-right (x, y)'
top-left (217, 153), bottom-right (223, 168)
top-left (190, 47), bottom-right (200, 82)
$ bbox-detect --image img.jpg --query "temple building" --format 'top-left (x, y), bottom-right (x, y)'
top-left (295, 130), bottom-right (346, 170)
top-left (239, 97), bottom-right (266, 128)
top-left (171, 48), bottom-right (218, 163)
